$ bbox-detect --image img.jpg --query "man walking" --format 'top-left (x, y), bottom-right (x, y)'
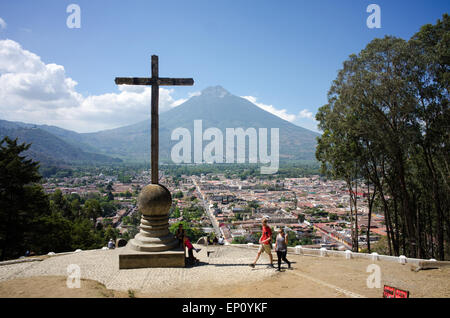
top-left (249, 218), bottom-right (274, 268)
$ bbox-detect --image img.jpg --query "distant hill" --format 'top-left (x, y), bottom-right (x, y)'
top-left (0, 120), bottom-right (121, 166)
top-left (79, 86), bottom-right (320, 162)
top-left (0, 86), bottom-right (319, 165)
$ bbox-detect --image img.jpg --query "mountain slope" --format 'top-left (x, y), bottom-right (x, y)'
top-left (80, 86), bottom-right (319, 162)
top-left (0, 86), bottom-right (319, 165)
top-left (0, 120), bottom-right (121, 166)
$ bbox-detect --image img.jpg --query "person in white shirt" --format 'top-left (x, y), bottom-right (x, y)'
top-left (108, 239), bottom-right (115, 249)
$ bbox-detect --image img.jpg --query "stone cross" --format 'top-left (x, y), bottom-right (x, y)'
top-left (115, 55), bottom-right (194, 184)
top-left (115, 56), bottom-right (194, 269)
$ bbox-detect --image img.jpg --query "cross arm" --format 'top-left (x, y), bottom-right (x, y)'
top-left (115, 77), bottom-right (194, 86)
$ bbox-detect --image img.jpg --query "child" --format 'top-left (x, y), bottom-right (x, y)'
top-left (183, 235), bottom-right (201, 265)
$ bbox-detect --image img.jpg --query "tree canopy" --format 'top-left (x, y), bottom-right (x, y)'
top-left (316, 15), bottom-right (449, 259)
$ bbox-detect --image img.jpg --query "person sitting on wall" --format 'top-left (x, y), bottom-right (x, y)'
top-left (184, 234), bottom-right (201, 265)
top-left (108, 238), bottom-right (115, 249)
top-left (175, 223), bottom-right (185, 248)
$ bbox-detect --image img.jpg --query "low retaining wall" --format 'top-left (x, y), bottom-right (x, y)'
top-left (0, 258), bottom-right (44, 266)
top-left (0, 247), bottom-right (112, 266)
top-left (232, 243), bottom-right (444, 267)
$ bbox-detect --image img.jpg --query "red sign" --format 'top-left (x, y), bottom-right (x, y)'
top-left (383, 285), bottom-right (409, 298)
top-left (383, 285), bottom-right (395, 298)
top-left (395, 288), bottom-right (409, 298)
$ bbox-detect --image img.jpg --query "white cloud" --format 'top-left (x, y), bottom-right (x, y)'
top-left (0, 40), bottom-right (82, 112)
top-left (242, 95), bottom-right (320, 132)
top-left (295, 109), bottom-right (319, 132)
top-left (0, 39), bottom-right (319, 133)
top-left (0, 39), bottom-right (189, 132)
top-left (188, 91), bottom-right (201, 98)
top-left (0, 18), bottom-right (6, 30)
top-left (241, 95), bottom-right (297, 122)
top-left (298, 109), bottom-right (314, 119)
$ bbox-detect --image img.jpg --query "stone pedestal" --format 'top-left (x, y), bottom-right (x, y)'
top-left (119, 184), bottom-right (185, 269)
top-left (119, 245), bottom-right (185, 269)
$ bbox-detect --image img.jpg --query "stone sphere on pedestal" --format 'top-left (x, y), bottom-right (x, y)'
top-left (138, 184), bottom-right (172, 216)
top-left (128, 184), bottom-right (179, 252)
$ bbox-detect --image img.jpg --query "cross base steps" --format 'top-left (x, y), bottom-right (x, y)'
top-left (119, 245), bottom-right (185, 269)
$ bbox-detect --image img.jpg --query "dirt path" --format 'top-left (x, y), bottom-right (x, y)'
top-left (0, 276), bottom-right (130, 298)
top-left (147, 254), bottom-right (450, 298)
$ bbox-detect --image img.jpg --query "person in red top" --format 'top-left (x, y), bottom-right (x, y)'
top-left (249, 218), bottom-right (274, 268)
top-left (183, 235), bottom-right (201, 265)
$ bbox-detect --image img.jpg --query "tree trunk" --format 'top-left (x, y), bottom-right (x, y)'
top-left (397, 156), bottom-right (416, 258)
top-left (424, 147), bottom-right (445, 260)
top-left (366, 181), bottom-right (376, 254)
top-left (382, 196), bottom-right (393, 255)
top-left (393, 194), bottom-right (401, 256)
top-left (427, 204), bottom-right (434, 259)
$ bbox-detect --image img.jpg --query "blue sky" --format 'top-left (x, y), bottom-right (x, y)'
top-left (0, 0), bottom-right (448, 132)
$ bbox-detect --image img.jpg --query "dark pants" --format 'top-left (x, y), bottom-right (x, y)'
top-left (276, 251), bottom-right (290, 270)
top-left (187, 248), bottom-right (197, 263)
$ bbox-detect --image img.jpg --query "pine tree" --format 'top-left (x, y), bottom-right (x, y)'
top-left (0, 137), bottom-right (49, 260)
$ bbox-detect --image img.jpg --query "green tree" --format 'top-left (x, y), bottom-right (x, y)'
top-left (232, 236), bottom-right (247, 244)
top-left (298, 213), bottom-right (305, 223)
top-left (169, 221), bottom-right (206, 243)
top-left (170, 206), bottom-right (181, 218)
top-left (316, 15), bottom-right (449, 259)
top-left (83, 199), bottom-right (102, 227)
top-left (106, 182), bottom-right (114, 192)
top-left (71, 218), bottom-right (103, 250)
top-left (329, 213), bottom-right (338, 221)
top-left (106, 191), bottom-right (115, 202)
top-left (29, 213), bottom-right (73, 255)
top-left (0, 137), bottom-right (50, 260)
top-left (70, 199), bottom-right (82, 218)
top-left (104, 226), bottom-right (119, 244)
top-left (100, 201), bottom-right (117, 217)
top-left (50, 189), bottom-right (73, 220)
top-left (173, 191), bottom-right (184, 199)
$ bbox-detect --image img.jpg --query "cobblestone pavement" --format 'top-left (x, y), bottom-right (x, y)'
top-left (0, 245), bottom-right (275, 294)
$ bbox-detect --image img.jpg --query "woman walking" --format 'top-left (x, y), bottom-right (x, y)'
top-left (275, 227), bottom-right (291, 271)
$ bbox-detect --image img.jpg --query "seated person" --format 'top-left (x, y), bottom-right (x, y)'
top-left (108, 238), bottom-right (115, 249)
top-left (175, 224), bottom-right (185, 248)
top-left (183, 235), bottom-right (201, 264)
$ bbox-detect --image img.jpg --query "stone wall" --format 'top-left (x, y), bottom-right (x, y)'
top-left (232, 243), bottom-right (439, 266)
